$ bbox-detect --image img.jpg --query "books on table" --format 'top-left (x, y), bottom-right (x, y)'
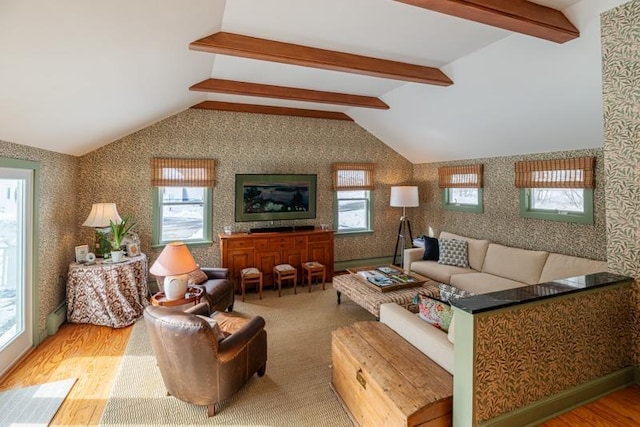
top-left (357, 269), bottom-right (418, 288)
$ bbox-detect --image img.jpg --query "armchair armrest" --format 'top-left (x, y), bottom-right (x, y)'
top-left (404, 247), bottom-right (425, 272)
top-left (217, 316), bottom-right (266, 362)
top-left (184, 302), bottom-right (210, 316)
top-left (201, 267), bottom-right (229, 280)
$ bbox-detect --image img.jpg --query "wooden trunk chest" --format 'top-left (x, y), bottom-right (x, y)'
top-left (331, 321), bottom-right (453, 427)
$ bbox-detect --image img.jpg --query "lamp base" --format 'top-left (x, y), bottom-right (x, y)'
top-left (164, 274), bottom-right (188, 301)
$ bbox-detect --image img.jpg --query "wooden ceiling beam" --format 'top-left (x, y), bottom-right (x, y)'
top-left (394, 0), bottom-right (579, 43)
top-left (189, 32), bottom-right (452, 86)
top-left (190, 78), bottom-right (389, 110)
top-left (191, 101), bottom-right (353, 121)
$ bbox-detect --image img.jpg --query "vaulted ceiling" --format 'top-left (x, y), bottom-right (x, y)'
top-left (0, 0), bottom-right (630, 162)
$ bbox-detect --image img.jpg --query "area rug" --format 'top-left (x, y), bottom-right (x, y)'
top-left (99, 285), bottom-right (374, 426)
top-left (0, 377), bottom-right (76, 426)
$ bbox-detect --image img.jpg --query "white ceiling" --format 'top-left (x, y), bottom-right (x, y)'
top-left (0, 0), bottom-right (631, 162)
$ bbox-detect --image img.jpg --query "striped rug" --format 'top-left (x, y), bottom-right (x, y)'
top-left (99, 284), bottom-right (374, 426)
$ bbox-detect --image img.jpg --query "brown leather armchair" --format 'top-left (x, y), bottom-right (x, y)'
top-left (198, 267), bottom-right (235, 313)
top-left (144, 303), bottom-right (267, 416)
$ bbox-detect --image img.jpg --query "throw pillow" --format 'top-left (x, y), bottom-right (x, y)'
top-left (196, 315), bottom-right (226, 341)
top-left (187, 268), bottom-right (209, 286)
top-left (422, 237), bottom-right (440, 261)
top-left (438, 283), bottom-right (473, 302)
top-left (413, 293), bottom-right (453, 332)
top-left (438, 239), bottom-right (469, 268)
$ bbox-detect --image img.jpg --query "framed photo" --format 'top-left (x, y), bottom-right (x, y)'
top-left (126, 242), bottom-right (141, 257)
top-left (75, 245), bottom-right (89, 263)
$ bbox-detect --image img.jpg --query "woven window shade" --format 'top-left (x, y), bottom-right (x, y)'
top-left (514, 157), bottom-right (595, 189)
top-left (150, 158), bottom-right (216, 187)
top-left (332, 163), bottom-right (375, 191)
top-left (438, 164), bottom-right (483, 188)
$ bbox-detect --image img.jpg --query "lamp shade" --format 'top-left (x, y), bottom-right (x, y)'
top-left (390, 186), bottom-right (419, 207)
top-left (82, 203), bottom-right (122, 227)
top-left (149, 242), bottom-right (198, 277)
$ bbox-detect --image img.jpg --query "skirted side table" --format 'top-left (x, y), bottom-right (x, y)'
top-left (66, 254), bottom-right (149, 328)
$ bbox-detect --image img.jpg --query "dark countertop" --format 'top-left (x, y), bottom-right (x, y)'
top-left (450, 272), bottom-right (633, 314)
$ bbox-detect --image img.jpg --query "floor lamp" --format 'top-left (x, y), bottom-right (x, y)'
top-left (390, 186), bottom-right (419, 267)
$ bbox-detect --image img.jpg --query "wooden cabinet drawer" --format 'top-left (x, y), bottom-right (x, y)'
top-left (255, 239), bottom-right (269, 251)
top-left (308, 233), bottom-right (330, 243)
top-left (294, 236), bottom-right (307, 249)
top-left (268, 237), bottom-right (294, 250)
top-left (227, 239), bottom-right (254, 250)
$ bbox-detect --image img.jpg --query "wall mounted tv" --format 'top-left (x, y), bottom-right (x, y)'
top-left (235, 174), bottom-right (317, 222)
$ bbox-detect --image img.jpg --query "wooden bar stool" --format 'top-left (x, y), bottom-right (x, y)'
top-left (240, 267), bottom-right (263, 301)
top-left (273, 264), bottom-right (297, 297)
top-left (302, 261), bottom-right (326, 292)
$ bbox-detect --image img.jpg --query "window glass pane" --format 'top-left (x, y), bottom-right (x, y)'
top-left (448, 188), bottom-right (479, 205)
top-left (0, 178), bottom-right (24, 349)
top-left (337, 200), bottom-right (367, 231)
top-left (530, 188), bottom-right (584, 213)
top-left (339, 190), bottom-right (366, 199)
top-left (161, 187), bottom-right (204, 203)
top-left (161, 204), bottom-right (204, 241)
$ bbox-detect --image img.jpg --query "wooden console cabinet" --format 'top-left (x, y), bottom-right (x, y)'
top-left (219, 229), bottom-right (334, 291)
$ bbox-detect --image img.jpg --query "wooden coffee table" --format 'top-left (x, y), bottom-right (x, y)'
top-left (333, 272), bottom-right (439, 318)
top-left (150, 286), bottom-right (204, 307)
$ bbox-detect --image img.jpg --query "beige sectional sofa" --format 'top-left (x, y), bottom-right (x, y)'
top-left (383, 231), bottom-right (609, 375)
top-left (404, 231), bottom-right (608, 295)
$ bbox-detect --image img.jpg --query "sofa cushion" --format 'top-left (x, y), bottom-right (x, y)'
top-left (410, 260), bottom-right (474, 284)
top-left (482, 244), bottom-right (548, 285)
top-left (450, 272), bottom-right (526, 294)
top-left (379, 303), bottom-right (453, 374)
top-left (438, 239), bottom-right (469, 268)
top-left (439, 232), bottom-right (490, 271)
top-left (422, 237), bottom-right (440, 261)
top-left (196, 315), bottom-right (226, 341)
top-left (447, 314), bottom-right (455, 344)
top-left (415, 294), bottom-right (453, 332)
top-left (188, 268), bottom-right (209, 286)
top-left (539, 253), bottom-right (608, 283)
top-left (438, 284), bottom-right (474, 302)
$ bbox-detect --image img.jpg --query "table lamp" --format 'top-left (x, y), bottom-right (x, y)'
top-left (149, 242), bottom-right (198, 301)
top-left (390, 186), bottom-right (419, 267)
top-left (82, 203), bottom-right (122, 258)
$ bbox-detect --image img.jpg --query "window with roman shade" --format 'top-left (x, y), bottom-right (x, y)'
top-left (332, 163), bottom-right (375, 234)
top-left (516, 156), bottom-right (595, 224)
top-left (438, 164), bottom-right (484, 213)
top-left (151, 158), bottom-right (215, 246)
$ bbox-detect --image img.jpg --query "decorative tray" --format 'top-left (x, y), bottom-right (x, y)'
top-left (346, 265), bottom-right (426, 292)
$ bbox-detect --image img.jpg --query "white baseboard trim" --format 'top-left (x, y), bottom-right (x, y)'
top-left (46, 301), bottom-right (66, 336)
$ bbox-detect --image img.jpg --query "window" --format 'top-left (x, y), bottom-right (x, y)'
top-left (151, 158), bottom-right (215, 246)
top-left (515, 157), bottom-right (595, 224)
top-left (438, 165), bottom-right (483, 213)
top-left (332, 163), bottom-right (375, 234)
top-left (335, 190), bottom-right (373, 232)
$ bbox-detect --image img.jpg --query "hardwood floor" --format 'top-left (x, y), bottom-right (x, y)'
top-left (0, 322), bottom-right (131, 426)
top-left (0, 321), bottom-right (638, 426)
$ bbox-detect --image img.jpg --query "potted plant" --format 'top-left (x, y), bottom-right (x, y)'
top-left (109, 214), bottom-right (137, 262)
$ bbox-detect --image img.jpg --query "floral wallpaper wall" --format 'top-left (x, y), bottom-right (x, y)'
top-left (601, 0), bottom-right (640, 366)
top-left (77, 109), bottom-right (414, 272)
top-left (474, 284), bottom-right (634, 423)
top-left (0, 139), bottom-right (79, 340)
top-left (412, 148), bottom-right (606, 260)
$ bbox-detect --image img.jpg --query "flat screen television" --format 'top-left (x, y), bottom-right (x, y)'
top-left (235, 174), bottom-right (317, 222)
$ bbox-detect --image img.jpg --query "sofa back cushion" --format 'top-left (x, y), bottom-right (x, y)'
top-left (539, 253), bottom-right (608, 283)
top-left (439, 232), bottom-right (490, 271)
top-left (482, 244), bottom-right (549, 285)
